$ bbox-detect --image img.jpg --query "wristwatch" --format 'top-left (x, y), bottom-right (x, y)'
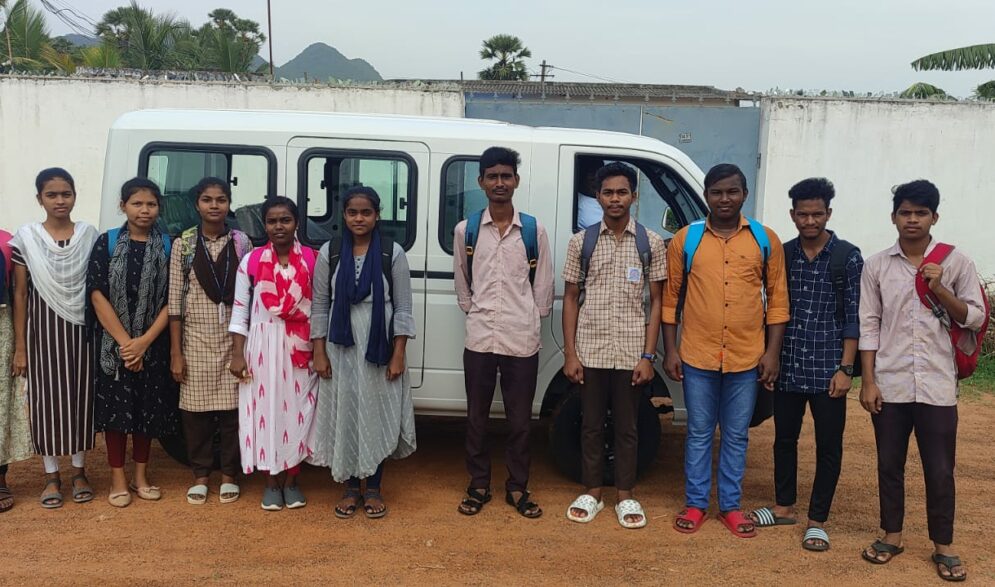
top-left (641, 353), bottom-right (657, 363)
top-left (838, 364), bottom-right (855, 377)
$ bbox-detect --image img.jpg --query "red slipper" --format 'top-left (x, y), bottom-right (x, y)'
top-left (674, 507), bottom-right (708, 534)
top-left (719, 510), bottom-right (757, 538)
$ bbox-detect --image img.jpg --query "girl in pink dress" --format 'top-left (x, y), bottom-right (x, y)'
top-left (228, 197), bottom-right (318, 511)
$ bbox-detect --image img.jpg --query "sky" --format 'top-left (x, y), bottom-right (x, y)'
top-left (39, 0), bottom-right (995, 98)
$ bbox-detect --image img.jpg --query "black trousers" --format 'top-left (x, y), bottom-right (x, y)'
top-left (773, 390), bottom-right (846, 523)
top-left (872, 402), bottom-right (958, 545)
top-left (463, 349), bottom-right (539, 494)
top-left (181, 409), bottom-right (240, 479)
top-left (581, 368), bottom-right (643, 491)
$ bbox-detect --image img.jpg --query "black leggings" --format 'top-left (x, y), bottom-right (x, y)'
top-left (0, 463), bottom-right (7, 476)
top-left (346, 461), bottom-right (385, 490)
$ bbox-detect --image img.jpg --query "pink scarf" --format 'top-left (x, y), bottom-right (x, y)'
top-left (254, 241), bottom-right (314, 368)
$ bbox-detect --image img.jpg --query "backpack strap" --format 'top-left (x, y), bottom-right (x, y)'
top-left (675, 221), bottom-right (706, 322)
top-left (746, 217), bottom-right (771, 322)
top-left (634, 222), bottom-right (652, 275)
top-left (176, 228), bottom-right (198, 320)
top-left (380, 234), bottom-right (395, 304)
top-left (577, 224), bottom-right (602, 307)
top-left (463, 209), bottom-right (484, 290)
top-left (782, 237), bottom-right (798, 307)
top-left (829, 239), bottom-right (858, 324)
top-left (519, 213), bottom-right (539, 286)
top-left (108, 227), bottom-right (120, 248)
top-left (915, 243), bottom-right (956, 323)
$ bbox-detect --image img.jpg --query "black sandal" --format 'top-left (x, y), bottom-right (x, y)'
top-left (932, 553), bottom-right (967, 582)
top-left (861, 539), bottom-right (904, 564)
top-left (363, 489), bottom-right (388, 519)
top-left (506, 490), bottom-right (542, 519)
top-left (0, 486), bottom-right (13, 513)
top-left (334, 489), bottom-right (362, 519)
top-left (70, 472), bottom-right (94, 504)
top-left (457, 487), bottom-right (491, 516)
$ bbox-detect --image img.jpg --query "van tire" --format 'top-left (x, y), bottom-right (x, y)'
top-left (548, 385), bottom-right (661, 486)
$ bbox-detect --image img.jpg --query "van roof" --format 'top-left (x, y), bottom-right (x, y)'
top-left (110, 109), bottom-right (696, 166)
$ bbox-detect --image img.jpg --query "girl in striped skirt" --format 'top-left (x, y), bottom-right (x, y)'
top-left (10, 168), bottom-right (99, 508)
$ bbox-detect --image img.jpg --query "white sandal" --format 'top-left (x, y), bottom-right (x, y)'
top-left (615, 499), bottom-right (647, 529)
top-left (186, 484), bottom-right (208, 505)
top-left (219, 483), bottom-right (240, 504)
top-left (566, 494), bottom-right (605, 523)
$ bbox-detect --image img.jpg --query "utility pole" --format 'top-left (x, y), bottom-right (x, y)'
top-left (531, 60), bottom-right (554, 85)
top-left (266, 0), bottom-right (274, 79)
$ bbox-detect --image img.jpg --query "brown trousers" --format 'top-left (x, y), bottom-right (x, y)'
top-left (181, 409), bottom-right (240, 478)
top-left (463, 349), bottom-right (539, 493)
top-left (581, 368), bottom-right (643, 490)
top-left (872, 402), bottom-right (957, 545)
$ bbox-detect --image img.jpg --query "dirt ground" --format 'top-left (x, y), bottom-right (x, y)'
top-left (2, 391), bottom-right (994, 586)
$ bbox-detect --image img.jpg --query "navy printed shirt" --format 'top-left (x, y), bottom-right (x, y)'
top-left (779, 232), bottom-right (863, 393)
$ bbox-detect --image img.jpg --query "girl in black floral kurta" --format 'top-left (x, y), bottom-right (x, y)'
top-left (88, 178), bottom-right (178, 507)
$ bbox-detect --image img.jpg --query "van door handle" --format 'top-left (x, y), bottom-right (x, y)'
top-left (399, 198), bottom-right (407, 210)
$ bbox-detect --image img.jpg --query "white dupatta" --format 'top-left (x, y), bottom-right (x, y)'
top-left (10, 222), bottom-right (98, 325)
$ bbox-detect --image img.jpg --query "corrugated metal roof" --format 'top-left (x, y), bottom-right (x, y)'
top-left (410, 80), bottom-right (754, 100)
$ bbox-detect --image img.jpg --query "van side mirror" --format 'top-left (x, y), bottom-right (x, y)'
top-left (662, 207), bottom-right (680, 233)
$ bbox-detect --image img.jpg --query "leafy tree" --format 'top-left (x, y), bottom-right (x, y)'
top-left (96, 1), bottom-right (193, 70)
top-left (478, 34), bottom-right (531, 81)
top-left (0, 0), bottom-right (52, 70)
top-left (899, 82), bottom-right (949, 100)
top-left (192, 8), bottom-right (265, 72)
top-left (912, 44), bottom-right (995, 100)
top-left (80, 41), bottom-right (123, 68)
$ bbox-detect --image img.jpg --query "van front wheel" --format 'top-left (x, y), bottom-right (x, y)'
top-left (547, 385), bottom-right (661, 486)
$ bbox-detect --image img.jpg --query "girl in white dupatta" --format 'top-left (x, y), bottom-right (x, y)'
top-left (10, 168), bottom-right (98, 509)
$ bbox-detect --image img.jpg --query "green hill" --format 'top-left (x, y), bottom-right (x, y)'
top-left (276, 42), bottom-right (382, 82)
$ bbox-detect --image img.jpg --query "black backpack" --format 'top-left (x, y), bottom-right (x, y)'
top-left (783, 237), bottom-right (861, 377)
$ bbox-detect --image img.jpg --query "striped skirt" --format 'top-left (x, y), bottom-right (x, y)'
top-left (25, 290), bottom-right (94, 456)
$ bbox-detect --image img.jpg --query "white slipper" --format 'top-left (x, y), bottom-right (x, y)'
top-left (566, 494), bottom-right (605, 523)
top-left (615, 499), bottom-right (647, 529)
top-left (219, 483), bottom-right (240, 504)
top-left (186, 484), bottom-right (208, 505)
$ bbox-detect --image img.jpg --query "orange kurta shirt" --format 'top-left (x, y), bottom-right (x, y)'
top-left (663, 216), bottom-right (789, 373)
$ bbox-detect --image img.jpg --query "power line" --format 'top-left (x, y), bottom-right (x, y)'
top-left (547, 64), bottom-right (631, 84)
top-left (47, 0), bottom-right (99, 28)
top-left (39, 0), bottom-right (98, 39)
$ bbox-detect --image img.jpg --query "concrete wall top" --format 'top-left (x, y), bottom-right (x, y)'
top-left (757, 96), bottom-right (995, 276)
top-left (0, 76), bottom-right (464, 233)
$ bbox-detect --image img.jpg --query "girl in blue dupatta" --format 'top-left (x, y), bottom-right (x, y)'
top-left (309, 186), bottom-right (417, 519)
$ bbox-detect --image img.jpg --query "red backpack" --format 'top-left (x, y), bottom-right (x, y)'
top-left (914, 243), bottom-right (990, 379)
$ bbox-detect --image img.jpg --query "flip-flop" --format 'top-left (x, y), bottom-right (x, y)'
top-left (40, 478), bottom-right (63, 509)
top-left (718, 510), bottom-right (757, 538)
top-left (363, 489), bottom-right (388, 519)
top-left (932, 553), bottom-right (967, 582)
top-left (334, 489), bottom-right (363, 519)
top-left (615, 499), bottom-right (647, 529)
top-left (861, 539), bottom-right (904, 564)
top-left (186, 484), bottom-right (208, 505)
top-left (749, 506), bottom-right (797, 527)
top-left (802, 527), bottom-right (830, 551)
top-left (566, 494), bottom-right (605, 523)
top-left (219, 483), bottom-right (240, 504)
top-left (70, 473), bottom-right (94, 504)
top-left (674, 507), bottom-right (707, 534)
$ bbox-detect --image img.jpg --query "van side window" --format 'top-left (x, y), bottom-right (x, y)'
top-left (572, 155), bottom-right (705, 238)
top-left (439, 158), bottom-right (487, 255)
top-left (300, 150), bottom-right (416, 249)
top-left (141, 145), bottom-right (273, 238)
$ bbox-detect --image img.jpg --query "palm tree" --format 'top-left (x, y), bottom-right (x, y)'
top-left (0, 0), bottom-right (52, 70)
top-left (193, 8), bottom-right (265, 73)
top-left (80, 41), bottom-right (123, 69)
top-left (96, 1), bottom-right (192, 70)
top-left (912, 44), bottom-right (995, 101)
top-left (478, 34), bottom-right (531, 81)
top-left (899, 82), bottom-right (949, 100)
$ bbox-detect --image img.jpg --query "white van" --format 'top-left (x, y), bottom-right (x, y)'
top-left (99, 109), bottom-right (711, 480)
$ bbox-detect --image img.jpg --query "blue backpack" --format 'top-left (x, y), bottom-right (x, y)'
top-left (464, 210), bottom-right (539, 290)
top-left (675, 217), bottom-right (771, 322)
top-left (107, 227), bottom-right (172, 257)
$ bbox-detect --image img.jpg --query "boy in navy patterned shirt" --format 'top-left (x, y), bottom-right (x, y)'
top-left (748, 178), bottom-right (863, 551)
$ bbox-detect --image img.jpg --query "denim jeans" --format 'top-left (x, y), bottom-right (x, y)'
top-left (682, 363), bottom-right (758, 512)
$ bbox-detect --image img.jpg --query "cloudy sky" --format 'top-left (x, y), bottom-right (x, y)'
top-left (41, 0), bottom-right (995, 97)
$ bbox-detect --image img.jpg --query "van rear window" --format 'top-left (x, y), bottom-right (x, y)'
top-left (139, 144), bottom-right (275, 239)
